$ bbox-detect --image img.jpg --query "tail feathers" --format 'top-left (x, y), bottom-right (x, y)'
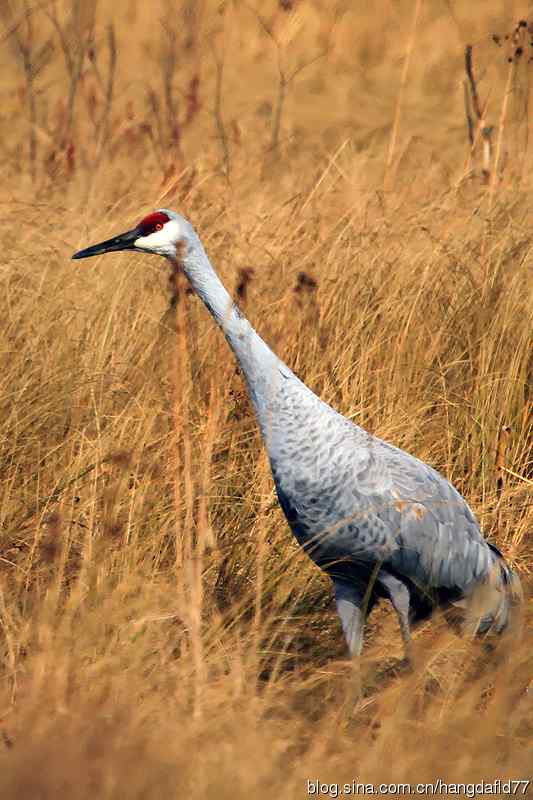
top-left (468, 546), bottom-right (522, 635)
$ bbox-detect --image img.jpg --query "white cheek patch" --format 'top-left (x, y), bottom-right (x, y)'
top-left (134, 234), bottom-right (156, 251)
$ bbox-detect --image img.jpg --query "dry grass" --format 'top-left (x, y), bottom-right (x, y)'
top-left (0, 1), bottom-right (532, 796)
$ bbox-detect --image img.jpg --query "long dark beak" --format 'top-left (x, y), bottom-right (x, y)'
top-left (72, 227), bottom-right (140, 260)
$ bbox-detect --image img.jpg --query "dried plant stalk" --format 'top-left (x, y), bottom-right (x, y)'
top-left (384, 0), bottom-right (423, 191)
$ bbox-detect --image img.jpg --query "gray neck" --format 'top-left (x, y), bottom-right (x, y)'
top-left (173, 235), bottom-right (290, 431)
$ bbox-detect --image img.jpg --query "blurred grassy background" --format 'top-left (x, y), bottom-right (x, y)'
top-left (0, 1), bottom-right (531, 797)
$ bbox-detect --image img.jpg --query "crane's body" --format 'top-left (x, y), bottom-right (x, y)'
top-left (73, 210), bottom-right (521, 657)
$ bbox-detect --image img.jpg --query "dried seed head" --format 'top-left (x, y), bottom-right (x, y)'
top-left (106, 522), bottom-right (122, 539)
top-left (108, 450), bottom-right (131, 469)
top-left (236, 268), bottom-right (255, 302)
top-left (40, 513), bottom-right (62, 562)
top-left (294, 271), bottom-right (318, 293)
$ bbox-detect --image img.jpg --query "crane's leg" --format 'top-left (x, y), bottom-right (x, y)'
top-left (333, 579), bottom-right (365, 657)
top-left (333, 579), bottom-right (367, 705)
top-left (378, 572), bottom-right (413, 663)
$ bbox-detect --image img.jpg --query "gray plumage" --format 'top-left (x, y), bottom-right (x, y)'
top-left (72, 209), bottom-right (522, 658)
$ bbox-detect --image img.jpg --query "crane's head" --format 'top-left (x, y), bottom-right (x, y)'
top-left (72, 209), bottom-right (194, 262)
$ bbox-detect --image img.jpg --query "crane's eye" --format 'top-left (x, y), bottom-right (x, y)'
top-left (138, 211), bottom-right (170, 236)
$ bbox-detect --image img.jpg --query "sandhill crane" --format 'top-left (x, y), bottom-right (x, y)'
top-left (72, 209), bottom-right (521, 659)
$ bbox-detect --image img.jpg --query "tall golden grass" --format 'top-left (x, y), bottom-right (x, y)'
top-left (0, 1), bottom-right (531, 796)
